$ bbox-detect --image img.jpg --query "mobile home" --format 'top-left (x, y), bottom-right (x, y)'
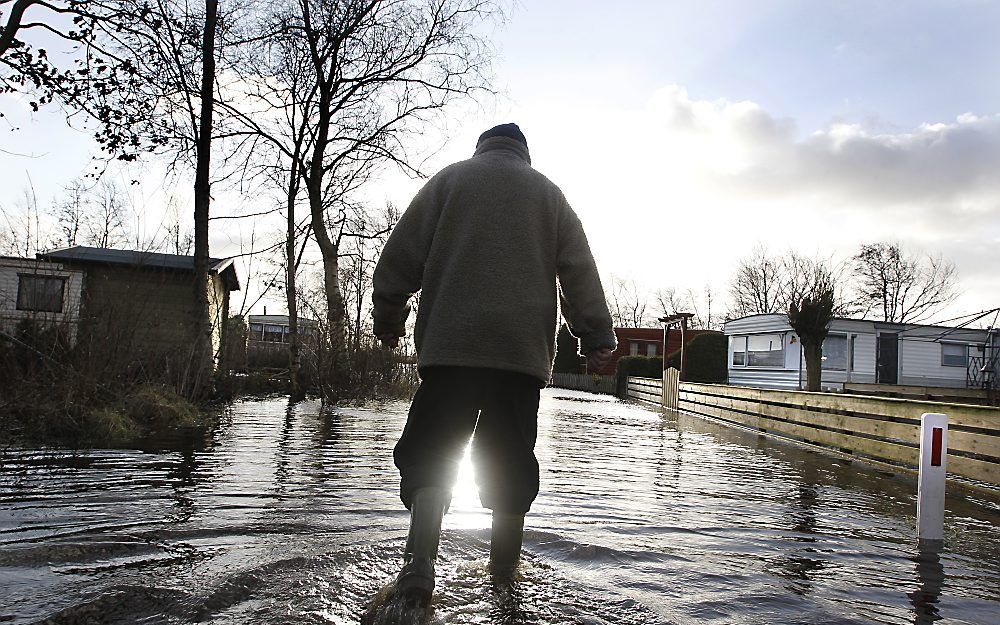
top-left (724, 313), bottom-right (997, 391)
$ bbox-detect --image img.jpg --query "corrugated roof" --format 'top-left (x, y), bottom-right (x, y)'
top-left (36, 246), bottom-right (240, 291)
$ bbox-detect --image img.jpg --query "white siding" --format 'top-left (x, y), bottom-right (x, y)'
top-left (848, 332), bottom-right (878, 383)
top-left (724, 314), bottom-right (792, 335)
top-left (725, 314), bottom-right (800, 389)
top-left (898, 338), bottom-right (975, 388)
top-left (891, 324), bottom-right (989, 388)
top-left (728, 367), bottom-right (801, 390)
top-left (724, 314), bottom-right (991, 391)
top-left (0, 258), bottom-right (84, 343)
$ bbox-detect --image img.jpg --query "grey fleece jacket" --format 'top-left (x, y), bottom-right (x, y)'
top-left (371, 136), bottom-right (616, 383)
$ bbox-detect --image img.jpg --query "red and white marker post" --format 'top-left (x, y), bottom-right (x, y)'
top-left (917, 412), bottom-right (948, 542)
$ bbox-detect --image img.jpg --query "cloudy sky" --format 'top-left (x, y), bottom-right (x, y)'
top-left (2, 0), bottom-right (999, 322)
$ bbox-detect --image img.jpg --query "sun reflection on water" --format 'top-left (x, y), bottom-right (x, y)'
top-left (444, 443), bottom-right (491, 530)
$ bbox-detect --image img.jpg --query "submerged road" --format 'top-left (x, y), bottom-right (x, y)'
top-left (1, 390), bottom-right (998, 624)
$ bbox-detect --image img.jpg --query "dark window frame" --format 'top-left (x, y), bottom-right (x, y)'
top-left (16, 274), bottom-right (67, 313)
top-left (940, 342), bottom-right (968, 368)
top-left (822, 333), bottom-right (848, 371)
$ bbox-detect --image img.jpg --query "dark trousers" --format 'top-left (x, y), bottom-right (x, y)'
top-left (393, 366), bottom-right (542, 515)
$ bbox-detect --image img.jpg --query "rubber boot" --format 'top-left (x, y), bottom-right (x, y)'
top-left (489, 512), bottom-right (525, 578)
top-left (397, 487), bottom-right (450, 603)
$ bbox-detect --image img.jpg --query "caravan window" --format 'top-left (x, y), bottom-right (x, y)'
top-left (263, 324), bottom-right (286, 343)
top-left (747, 334), bottom-right (784, 367)
top-left (941, 343), bottom-right (967, 367)
top-left (822, 334), bottom-right (848, 370)
top-left (731, 336), bottom-right (746, 366)
top-left (16, 275), bottom-right (66, 313)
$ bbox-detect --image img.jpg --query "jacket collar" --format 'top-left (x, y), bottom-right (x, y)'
top-left (473, 136), bottom-right (531, 165)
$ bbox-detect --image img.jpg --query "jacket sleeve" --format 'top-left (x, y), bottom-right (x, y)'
top-left (371, 182), bottom-right (440, 337)
top-left (556, 201), bottom-right (617, 354)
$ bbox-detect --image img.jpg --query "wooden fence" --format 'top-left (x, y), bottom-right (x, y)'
top-left (624, 376), bottom-right (1000, 491)
top-left (625, 376), bottom-right (663, 404)
top-left (550, 372), bottom-right (616, 395)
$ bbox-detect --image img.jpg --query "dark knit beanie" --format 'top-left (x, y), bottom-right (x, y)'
top-left (477, 123), bottom-right (527, 148)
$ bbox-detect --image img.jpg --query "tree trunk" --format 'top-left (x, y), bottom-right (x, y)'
top-left (803, 341), bottom-right (823, 392)
top-left (354, 249), bottom-right (363, 354)
top-left (309, 192), bottom-right (349, 395)
top-left (190, 0), bottom-right (218, 400)
top-left (285, 159), bottom-right (304, 401)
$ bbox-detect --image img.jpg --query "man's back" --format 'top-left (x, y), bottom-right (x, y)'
top-left (373, 131), bottom-right (614, 383)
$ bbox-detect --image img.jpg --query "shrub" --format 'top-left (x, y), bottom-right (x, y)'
top-left (666, 333), bottom-right (727, 383)
top-left (122, 385), bottom-right (201, 428)
top-left (616, 355), bottom-right (663, 379)
top-left (553, 324), bottom-right (583, 374)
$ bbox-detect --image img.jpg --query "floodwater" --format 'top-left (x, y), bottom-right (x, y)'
top-left (1, 390), bottom-right (999, 625)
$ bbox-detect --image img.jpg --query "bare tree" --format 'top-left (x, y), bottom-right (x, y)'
top-left (729, 244), bottom-right (785, 318)
top-left (215, 0), bottom-right (495, 395)
top-left (52, 179), bottom-right (88, 247)
top-left (851, 242), bottom-right (959, 324)
top-left (341, 202), bottom-right (397, 352)
top-left (784, 251), bottom-right (855, 317)
top-left (608, 277), bottom-right (651, 328)
top-left (788, 286), bottom-right (834, 392)
top-left (729, 246), bottom-right (852, 320)
top-left (654, 285), bottom-right (720, 330)
top-left (162, 198), bottom-right (193, 255)
top-left (82, 179), bottom-right (129, 248)
top-left (0, 182), bottom-right (51, 256)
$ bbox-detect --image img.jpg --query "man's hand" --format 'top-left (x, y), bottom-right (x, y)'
top-left (378, 333), bottom-right (400, 349)
top-left (586, 347), bottom-right (613, 373)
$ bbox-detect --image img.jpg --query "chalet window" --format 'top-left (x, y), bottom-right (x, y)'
top-left (629, 342), bottom-right (640, 356)
top-left (747, 334), bottom-right (783, 367)
top-left (822, 334), bottom-right (848, 370)
top-left (731, 336), bottom-right (747, 366)
top-left (941, 343), bottom-right (967, 367)
top-left (646, 343), bottom-right (657, 357)
top-left (249, 323), bottom-right (264, 340)
top-left (16, 275), bottom-right (66, 313)
top-left (263, 324), bottom-right (286, 343)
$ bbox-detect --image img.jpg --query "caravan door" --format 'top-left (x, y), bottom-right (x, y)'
top-left (877, 333), bottom-right (899, 384)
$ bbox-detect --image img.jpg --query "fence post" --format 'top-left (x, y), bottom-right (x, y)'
top-left (917, 412), bottom-right (948, 542)
top-left (662, 367), bottom-right (679, 409)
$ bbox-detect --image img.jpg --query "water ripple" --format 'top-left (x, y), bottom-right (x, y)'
top-left (1, 390), bottom-right (998, 624)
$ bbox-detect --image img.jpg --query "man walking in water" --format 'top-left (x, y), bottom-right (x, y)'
top-left (371, 123), bottom-right (615, 606)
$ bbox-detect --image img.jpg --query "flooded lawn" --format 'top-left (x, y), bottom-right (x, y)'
top-left (1, 390), bottom-right (998, 624)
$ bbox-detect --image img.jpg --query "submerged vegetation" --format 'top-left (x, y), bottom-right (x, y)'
top-left (0, 320), bottom-right (211, 446)
top-left (0, 316), bottom-right (416, 448)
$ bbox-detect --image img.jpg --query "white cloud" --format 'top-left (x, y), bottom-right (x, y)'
top-left (559, 85), bottom-right (999, 316)
top-left (649, 85), bottom-right (1000, 215)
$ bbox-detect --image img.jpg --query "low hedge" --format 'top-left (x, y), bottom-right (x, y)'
top-left (616, 355), bottom-right (663, 379)
top-left (665, 333), bottom-right (728, 383)
top-left (616, 333), bottom-right (728, 385)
